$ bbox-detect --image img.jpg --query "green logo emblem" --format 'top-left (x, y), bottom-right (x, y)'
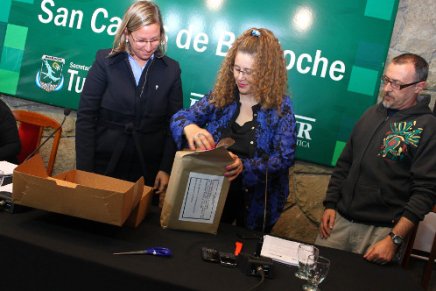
top-left (379, 121), bottom-right (423, 160)
top-left (36, 55), bottom-right (65, 92)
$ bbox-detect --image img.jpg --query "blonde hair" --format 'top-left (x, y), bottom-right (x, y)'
top-left (110, 0), bottom-right (166, 57)
top-left (210, 28), bottom-right (288, 110)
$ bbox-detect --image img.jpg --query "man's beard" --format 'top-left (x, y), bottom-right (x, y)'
top-left (382, 93), bottom-right (393, 108)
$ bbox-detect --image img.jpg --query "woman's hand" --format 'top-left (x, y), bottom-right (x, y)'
top-left (225, 152), bottom-right (243, 182)
top-left (154, 171), bottom-right (169, 208)
top-left (184, 124), bottom-right (215, 150)
top-left (154, 170), bottom-right (169, 194)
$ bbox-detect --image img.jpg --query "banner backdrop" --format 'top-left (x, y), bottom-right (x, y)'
top-left (0, 0), bottom-right (398, 166)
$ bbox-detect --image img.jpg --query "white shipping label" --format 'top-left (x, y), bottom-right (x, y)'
top-left (179, 172), bottom-right (224, 224)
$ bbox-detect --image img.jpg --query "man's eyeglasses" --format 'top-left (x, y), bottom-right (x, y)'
top-left (129, 34), bottom-right (160, 46)
top-left (231, 65), bottom-right (254, 77)
top-left (381, 75), bottom-right (421, 90)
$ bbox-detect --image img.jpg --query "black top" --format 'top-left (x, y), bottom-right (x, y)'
top-left (228, 120), bottom-right (256, 159)
top-left (387, 108), bottom-right (399, 116)
top-left (226, 101), bottom-right (259, 159)
top-left (221, 101), bottom-right (259, 228)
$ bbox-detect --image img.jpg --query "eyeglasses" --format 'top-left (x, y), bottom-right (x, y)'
top-left (231, 65), bottom-right (254, 77)
top-left (381, 75), bottom-right (421, 90)
top-left (129, 34), bottom-right (160, 46)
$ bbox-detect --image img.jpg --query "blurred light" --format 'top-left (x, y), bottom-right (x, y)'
top-left (188, 15), bottom-right (206, 34)
top-left (206, 0), bottom-right (225, 11)
top-left (292, 6), bottom-right (314, 32)
top-left (165, 11), bottom-right (181, 33)
top-left (212, 20), bottom-right (231, 41)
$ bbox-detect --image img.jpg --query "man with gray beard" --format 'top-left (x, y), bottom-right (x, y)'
top-left (316, 53), bottom-right (436, 265)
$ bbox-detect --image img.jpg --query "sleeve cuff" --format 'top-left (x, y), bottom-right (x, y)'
top-left (323, 202), bottom-right (336, 210)
top-left (402, 209), bottom-right (420, 224)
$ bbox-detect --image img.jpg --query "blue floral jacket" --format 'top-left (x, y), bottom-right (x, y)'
top-left (170, 94), bottom-right (296, 230)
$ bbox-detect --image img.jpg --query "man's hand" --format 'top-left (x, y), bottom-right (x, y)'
top-left (319, 209), bottom-right (336, 238)
top-left (363, 236), bottom-right (397, 264)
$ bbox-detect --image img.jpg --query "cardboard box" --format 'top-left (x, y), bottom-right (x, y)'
top-left (160, 146), bottom-right (234, 234)
top-left (125, 186), bottom-right (153, 228)
top-left (12, 154), bottom-right (152, 227)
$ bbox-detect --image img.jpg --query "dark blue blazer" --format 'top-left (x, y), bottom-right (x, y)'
top-left (76, 49), bottom-right (183, 185)
top-left (171, 94), bottom-right (296, 230)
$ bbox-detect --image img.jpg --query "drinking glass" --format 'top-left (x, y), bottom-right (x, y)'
top-left (302, 255), bottom-right (330, 291)
top-left (295, 244), bottom-right (319, 279)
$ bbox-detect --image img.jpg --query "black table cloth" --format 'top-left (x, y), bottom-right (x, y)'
top-left (0, 207), bottom-right (421, 291)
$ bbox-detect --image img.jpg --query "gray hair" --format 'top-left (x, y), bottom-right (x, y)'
top-left (392, 53), bottom-right (429, 82)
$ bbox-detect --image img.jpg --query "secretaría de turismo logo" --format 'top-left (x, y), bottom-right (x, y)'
top-left (35, 55), bottom-right (65, 92)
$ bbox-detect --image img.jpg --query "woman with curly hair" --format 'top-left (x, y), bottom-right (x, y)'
top-left (170, 28), bottom-right (296, 232)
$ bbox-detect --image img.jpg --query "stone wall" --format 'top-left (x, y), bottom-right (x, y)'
top-left (1, 0), bottom-right (435, 242)
top-left (2, 96), bottom-right (77, 175)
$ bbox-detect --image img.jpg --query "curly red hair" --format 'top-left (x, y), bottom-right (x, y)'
top-left (210, 28), bottom-right (288, 111)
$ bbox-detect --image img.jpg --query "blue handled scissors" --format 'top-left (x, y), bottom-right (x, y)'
top-left (113, 247), bottom-right (172, 257)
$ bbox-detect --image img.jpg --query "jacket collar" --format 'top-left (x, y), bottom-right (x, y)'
top-left (377, 94), bottom-right (432, 116)
top-left (107, 50), bottom-right (168, 67)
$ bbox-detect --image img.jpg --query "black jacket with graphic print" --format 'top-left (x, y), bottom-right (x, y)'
top-left (323, 95), bottom-right (436, 227)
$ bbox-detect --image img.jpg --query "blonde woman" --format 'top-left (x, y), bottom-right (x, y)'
top-left (76, 1), bottom-right (182, 201)
top-left (171, 28), bottom-right (296, 232)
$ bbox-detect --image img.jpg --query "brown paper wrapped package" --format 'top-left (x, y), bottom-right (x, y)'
top-left (160, 146), bottom-right (233, 234)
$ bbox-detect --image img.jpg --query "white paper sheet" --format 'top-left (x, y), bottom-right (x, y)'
top-left (0, 161), bottom-right (17, 175)
top-left (178, 172), bottom-right (224, 224)
top-left (0, 161), bottom-right (17, 192)
top-left (0, 183), bottom-right (13, 193)
top-left (260, 235), bottom-right (300, 266)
